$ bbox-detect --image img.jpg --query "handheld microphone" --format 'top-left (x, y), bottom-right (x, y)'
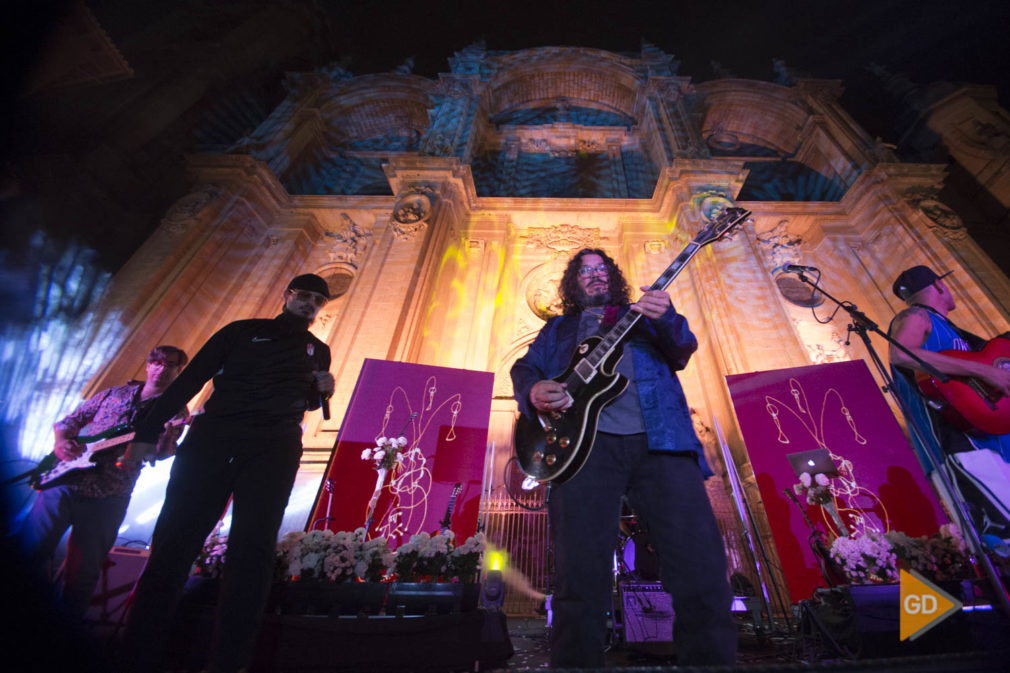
top-left (783, 264), bottom-right (820, 274)
top-left (320, 394), bottom-right (330, 421)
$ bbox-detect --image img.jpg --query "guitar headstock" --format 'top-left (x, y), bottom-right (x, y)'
top-left (695, 207), bottom-right (751, 246)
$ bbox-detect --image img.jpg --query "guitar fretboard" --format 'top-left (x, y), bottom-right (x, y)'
top-left (569, 208), bottom-right (748, 386)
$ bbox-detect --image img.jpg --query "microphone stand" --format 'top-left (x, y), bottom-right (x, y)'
top-left (793, 271), bottom-right (1010, 617)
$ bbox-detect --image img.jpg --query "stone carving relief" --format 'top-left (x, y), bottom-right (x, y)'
top-left (903, 189), bottom-right (967, 241)
top-left (324, 213), bottom-right (373, 268)
top-left (755, 219), bottom-right (803, 270)
top-left (644, 240), bottom-right (667, 255)
top-left (421, 132), bottom-right (455, 157)
top-left (754, 219), bottom-right (824, 308)
top-left (522, 138), bottom-right (549, 153)
top-left (161, 184), bottom-right (222, 235)
top-left (390, 186), bottom-right (437, 239)
top-left (524, 223), bottom-right (598, 256)
top-left (523, 262), bottom-right (566, 321)
top-left (692, 190), bottom-right (736, 224)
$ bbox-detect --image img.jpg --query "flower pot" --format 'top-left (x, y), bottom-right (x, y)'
top-left (329, 582), bottom-right (389, 616)
top-left (279, 580), bottom-right (389, 616)
top-left (387, 582), bottom-right (464, 615)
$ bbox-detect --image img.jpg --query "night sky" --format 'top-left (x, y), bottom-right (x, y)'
top-left (8, 1), bottom-right (1010, 136)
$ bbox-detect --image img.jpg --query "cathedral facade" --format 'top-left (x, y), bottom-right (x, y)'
top-left (55, 43), bottom-right (1010, 611)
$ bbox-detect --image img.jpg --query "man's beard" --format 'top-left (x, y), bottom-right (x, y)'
top-left (577, 287), bottom-right (610, 308)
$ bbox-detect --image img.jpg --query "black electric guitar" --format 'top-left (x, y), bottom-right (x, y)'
top-left (439, 482), bottom-right (463, 534)
top-left (514, 207), bottom-right (751, 483)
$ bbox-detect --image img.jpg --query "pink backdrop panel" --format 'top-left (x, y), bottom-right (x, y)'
top-left (726, 359), bottom-right (947, 603)
top-left (308, 359), bottom-right (494, 547)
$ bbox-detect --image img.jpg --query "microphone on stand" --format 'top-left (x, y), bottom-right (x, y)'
top-left (783, 264), bottom-right (820, 275)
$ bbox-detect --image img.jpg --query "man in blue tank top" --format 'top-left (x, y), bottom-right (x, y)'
top-left (888, 265), bottom-right (1010, 543)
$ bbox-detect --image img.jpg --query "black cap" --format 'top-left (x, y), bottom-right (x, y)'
top-left (287, 273), bottom-right (331, 299)
top-left (892, 266), bottom-right (952, 301)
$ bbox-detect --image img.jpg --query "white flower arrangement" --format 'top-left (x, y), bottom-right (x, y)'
top-left (361, 436), bottom-right (409, 471)
top-left (829, 530), bottom-right (898, 583)
top-left (392, 530), bottom-right (487, 582)
top-left (208, 528), bottom-right (485, 584)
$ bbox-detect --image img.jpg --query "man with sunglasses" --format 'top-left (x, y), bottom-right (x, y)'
top-left (118, 274), bottom-right (334, 673)
top-left (18, 345), bottom-right (188, 622)
top-left (888, 265), bottom-right (1010, 545)
top-left (511, 249), bottom-right (736, 668)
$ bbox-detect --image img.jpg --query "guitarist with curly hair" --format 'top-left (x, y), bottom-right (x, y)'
top-left (888, 265), bottom-right (1010, 545)
top-left (511, 248), bottom-right (736, 668)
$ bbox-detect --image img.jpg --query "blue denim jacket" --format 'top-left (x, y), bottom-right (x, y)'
top-left (510, 306), bottom-right (712, 476)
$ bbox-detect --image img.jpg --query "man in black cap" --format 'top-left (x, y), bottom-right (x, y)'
top-left (888, 265), bottom-right (1010, 545)
top-left (119, 274), bottom-right (334, 673)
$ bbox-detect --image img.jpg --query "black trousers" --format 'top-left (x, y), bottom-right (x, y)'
top-left (548, 432), bottom-right (737, 668)
top-left (121, 422), bottom-right (302, 672)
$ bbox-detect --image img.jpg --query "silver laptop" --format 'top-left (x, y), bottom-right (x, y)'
top-left (786, 448), bottom-right (839, 477)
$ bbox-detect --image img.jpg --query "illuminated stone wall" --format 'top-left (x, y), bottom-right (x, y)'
top-left (71, 44), bottom-right (1010, 609)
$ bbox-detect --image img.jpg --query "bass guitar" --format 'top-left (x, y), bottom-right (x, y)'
top-left (915, 336), bottom-right (1010, 436)
top-left (514, 207), bottom-right (751, 483)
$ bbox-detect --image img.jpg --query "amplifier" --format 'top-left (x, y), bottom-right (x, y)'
top-left (85, 545), bottom-right (149, 624)
top-left (619, 581), bottom-right (674, 643)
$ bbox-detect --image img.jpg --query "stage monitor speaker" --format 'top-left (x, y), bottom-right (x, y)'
top-left (85, 545), bottom-right (149, 624)
top-left (619, 581), bottom-right (674, 643)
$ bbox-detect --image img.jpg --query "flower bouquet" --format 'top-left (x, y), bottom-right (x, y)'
top-left (829, 524), bottom-right (974, 585)
top-left (829, 530), bottom-right (898, 583)
top-left (793, 470), bottom-right (848, 536)
top-left (361, 436), bottom-right (409, 528)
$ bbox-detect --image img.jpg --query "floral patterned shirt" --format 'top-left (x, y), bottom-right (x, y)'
top-left (54, 380), bottom-right (186, 498)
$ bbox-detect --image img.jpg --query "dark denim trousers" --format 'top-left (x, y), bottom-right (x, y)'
top-left (121, 424), bottom-right (302, 673)
top-left (19, 486), bottom-right (131, 619)
top-left (548, 432), bottom-right (737, 668)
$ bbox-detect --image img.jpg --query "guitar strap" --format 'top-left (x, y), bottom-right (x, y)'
top-left (602, 305), bottom-right (620, 327)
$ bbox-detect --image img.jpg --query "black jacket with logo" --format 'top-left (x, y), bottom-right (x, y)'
top-left (134, 312), bottom-right (330, 442)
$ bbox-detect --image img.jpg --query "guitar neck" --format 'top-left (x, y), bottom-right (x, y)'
top-left (577, 239), bottom-right (706, 374)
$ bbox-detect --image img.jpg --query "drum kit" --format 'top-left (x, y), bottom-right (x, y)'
top-left (615, 506), bottom-right (660, 582)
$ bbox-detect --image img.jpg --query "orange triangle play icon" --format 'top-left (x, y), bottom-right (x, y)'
top-left (899, 568), bottom-right (962, 641)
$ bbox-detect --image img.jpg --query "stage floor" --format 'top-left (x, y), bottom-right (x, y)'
top-left (502, 615), bottom-right (794, 670)
top-left (499, 614), bottom-right (1009, 672)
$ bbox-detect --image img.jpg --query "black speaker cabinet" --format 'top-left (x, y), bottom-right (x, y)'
top-left (619, 581), bottom-right (674, 643)
top-left (85, 545), bottom-right (149, 624)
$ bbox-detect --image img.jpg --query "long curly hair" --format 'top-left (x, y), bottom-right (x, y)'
top-left (559, 248), bottom-right (631, 315)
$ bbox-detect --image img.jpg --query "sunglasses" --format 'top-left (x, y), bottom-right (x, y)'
top-left (288, 289), bottom-right (328, 307)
